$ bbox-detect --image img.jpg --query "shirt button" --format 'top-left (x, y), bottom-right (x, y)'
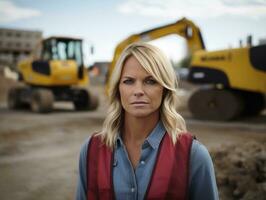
top-left (131, 187), bottom-right (135, 192)
top-left (113, 159), bottom-right (118, 167)
top-left (140, 160), bottom-right (145, 165)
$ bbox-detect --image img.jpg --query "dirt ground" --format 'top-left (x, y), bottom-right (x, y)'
top-left (0, 72), bottom-right (265, 200)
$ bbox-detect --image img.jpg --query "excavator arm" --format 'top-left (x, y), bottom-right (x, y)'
top-left (106, 17), bottom-right (205, 94)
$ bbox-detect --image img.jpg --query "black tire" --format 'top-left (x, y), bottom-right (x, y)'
top-left (31, 89), bottom-right (54, 113)
top-left (73, 89), bottom-right (99, 111)
top-left (73, 89), bottom-right (89, 111)
top-left (188, 88), bottom-right (244, 121)
top-left (7, 86), bottom-right (27, 109)
top-left (240, 91), bottom-right (265, 116)
top-left (87, 93), bottom-right (99, 111)
top-left (18, 72), bottom-right (24, 81)
top-left (8, 88), bottom-right (21, 109)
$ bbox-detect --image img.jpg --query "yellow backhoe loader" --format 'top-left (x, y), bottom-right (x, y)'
top-left (106, 18), bottom-right (266, 120)
top-left (8, 36), bottom-right (99, 113)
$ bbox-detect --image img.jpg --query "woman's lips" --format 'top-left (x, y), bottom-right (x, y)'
top-left (131, 101), bottom-right (148, 104)
top-left (131, 102), bottom-right (148, 108)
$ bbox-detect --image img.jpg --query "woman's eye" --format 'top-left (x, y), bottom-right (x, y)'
top-left (123, 79), bottom-right (134, 84)
top-left (145, 79), bottom-right (157, 85)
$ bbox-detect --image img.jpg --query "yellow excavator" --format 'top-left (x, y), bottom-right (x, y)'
top-left (8, 36), bottom-right (99, 113)
top-left (106, 17), bottom-right (266, 120)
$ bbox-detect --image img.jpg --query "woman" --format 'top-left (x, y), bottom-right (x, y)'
top-left (76, 42), bottom-right (219, 200)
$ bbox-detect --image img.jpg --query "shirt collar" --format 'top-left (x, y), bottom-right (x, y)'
top-left (145, 121), bottom-right (166, 149)
top-left (115, 120), bottom-right (166, 150)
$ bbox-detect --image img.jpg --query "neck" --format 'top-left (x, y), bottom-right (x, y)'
top-left (122, 112), bottom-right (160, 146)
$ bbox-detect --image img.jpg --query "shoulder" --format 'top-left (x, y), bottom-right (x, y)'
top-left (176, 133), bottom-right (212, 166)
top-left (76, 136), bottom-right (92, 199)
top-left (189, 140), bottom-right (219, 199)
top-left (190, 139), bottom-right (216, 183)
top-left (177, 132), bottom-right (195, 142)
top-left (79, 133), bottom-right (106, 159)
top-left (191, 139), bottom-right (213, 167)
top-left (79, 137), bottom-right (91, 161)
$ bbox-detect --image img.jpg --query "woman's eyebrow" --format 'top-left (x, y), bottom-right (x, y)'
top-left (121, 75), bottom-right (153, 79)
top-left (145, 75), bottom-right (154, 79)
top-left (121, 76), bottom-right (134, 79)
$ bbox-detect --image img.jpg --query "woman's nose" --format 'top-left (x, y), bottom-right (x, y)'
top-left (134, 92), bottom-right (144, 97)
top-left (133, 83), bottom-right (144, 97)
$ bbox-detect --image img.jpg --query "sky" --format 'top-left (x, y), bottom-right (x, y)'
top-left (0, 0), bottom-right (266, 66)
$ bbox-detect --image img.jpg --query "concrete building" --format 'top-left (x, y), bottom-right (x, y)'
top-left (259, 38), bottom-right (266, 45)
top-left (0, 28), bottom-right (42, 69)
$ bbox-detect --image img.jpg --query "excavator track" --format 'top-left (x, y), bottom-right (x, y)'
top-left (30, 89), bottom-right (54, 113)
top-left (72, 89), bottom-right (99, 111)
top-left (239, 91), bottom-right (265, 116)
top-left (188, 88), bottom-right (244, 121)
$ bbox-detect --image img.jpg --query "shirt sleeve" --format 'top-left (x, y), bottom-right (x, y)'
top-left (189, 140), bottom-right (219, 200)
top-left (75, 137), bottom-right (90, 200)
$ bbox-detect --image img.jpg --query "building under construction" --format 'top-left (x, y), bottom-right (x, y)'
top-left (0, 28), bottom-right (42, 69)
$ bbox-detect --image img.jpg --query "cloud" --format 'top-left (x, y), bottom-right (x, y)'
top-left (117, 0), bottom-right (266, 19)
top-left (0, 0), bottom-right (41, 23)
top-left (221, 0), bottom-right (266, 6)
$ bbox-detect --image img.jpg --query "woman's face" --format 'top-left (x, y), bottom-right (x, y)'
top-left (119, 56), bottom-right (164, 118)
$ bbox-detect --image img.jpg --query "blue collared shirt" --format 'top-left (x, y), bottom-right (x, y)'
top-left (76, 121), bottom-right (219, 200)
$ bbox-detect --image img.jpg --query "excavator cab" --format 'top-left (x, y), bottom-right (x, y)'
top-left (41, 37), bottom-right (84, 79)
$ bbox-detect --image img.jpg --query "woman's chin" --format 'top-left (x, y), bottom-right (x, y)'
top-left (126, 109), bottom-right (157, 118)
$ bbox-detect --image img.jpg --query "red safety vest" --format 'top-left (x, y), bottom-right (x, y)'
top-left (87, 132), bottom-right (193, 200)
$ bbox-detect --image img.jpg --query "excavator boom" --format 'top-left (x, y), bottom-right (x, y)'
top-left (107, 17), bottom-right (205, 94)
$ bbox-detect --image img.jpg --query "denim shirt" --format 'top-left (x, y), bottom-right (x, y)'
top-left (76, 121), bottom-right (219, 200)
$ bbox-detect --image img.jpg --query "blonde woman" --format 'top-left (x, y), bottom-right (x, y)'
top-left (76, 42), bottom-right (219, 200)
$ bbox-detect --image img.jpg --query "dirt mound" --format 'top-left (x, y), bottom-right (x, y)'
top-left (211, 140), bottom-right (266, 200)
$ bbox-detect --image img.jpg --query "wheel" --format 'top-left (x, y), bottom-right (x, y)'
top-left (18, 72), bottom-right (24, 81)
top-left (8, 88), bottom-right (21, 109)
top-left (240, 91), bottom-right (265, 116)
top-left (87, 93), bottom-right (99, 111)
top-left (31, 89), bottom-right (54, 113)
top-left (7, 86), bottom-right (27, 109)
top-left (73, 89), bottom-right (89, 110)
top-left (73, 89), bottom-right (99, 111)
top-left (188, 88), bottom-right (244, 121)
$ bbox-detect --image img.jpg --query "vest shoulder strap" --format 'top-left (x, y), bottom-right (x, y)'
top-left (87, 134), bottom-right (114, 200)
top-left (145, 132), bottom-right (193, 200)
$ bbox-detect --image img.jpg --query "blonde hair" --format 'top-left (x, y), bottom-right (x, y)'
top-left (99, 42), bottom-right (187, 148)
